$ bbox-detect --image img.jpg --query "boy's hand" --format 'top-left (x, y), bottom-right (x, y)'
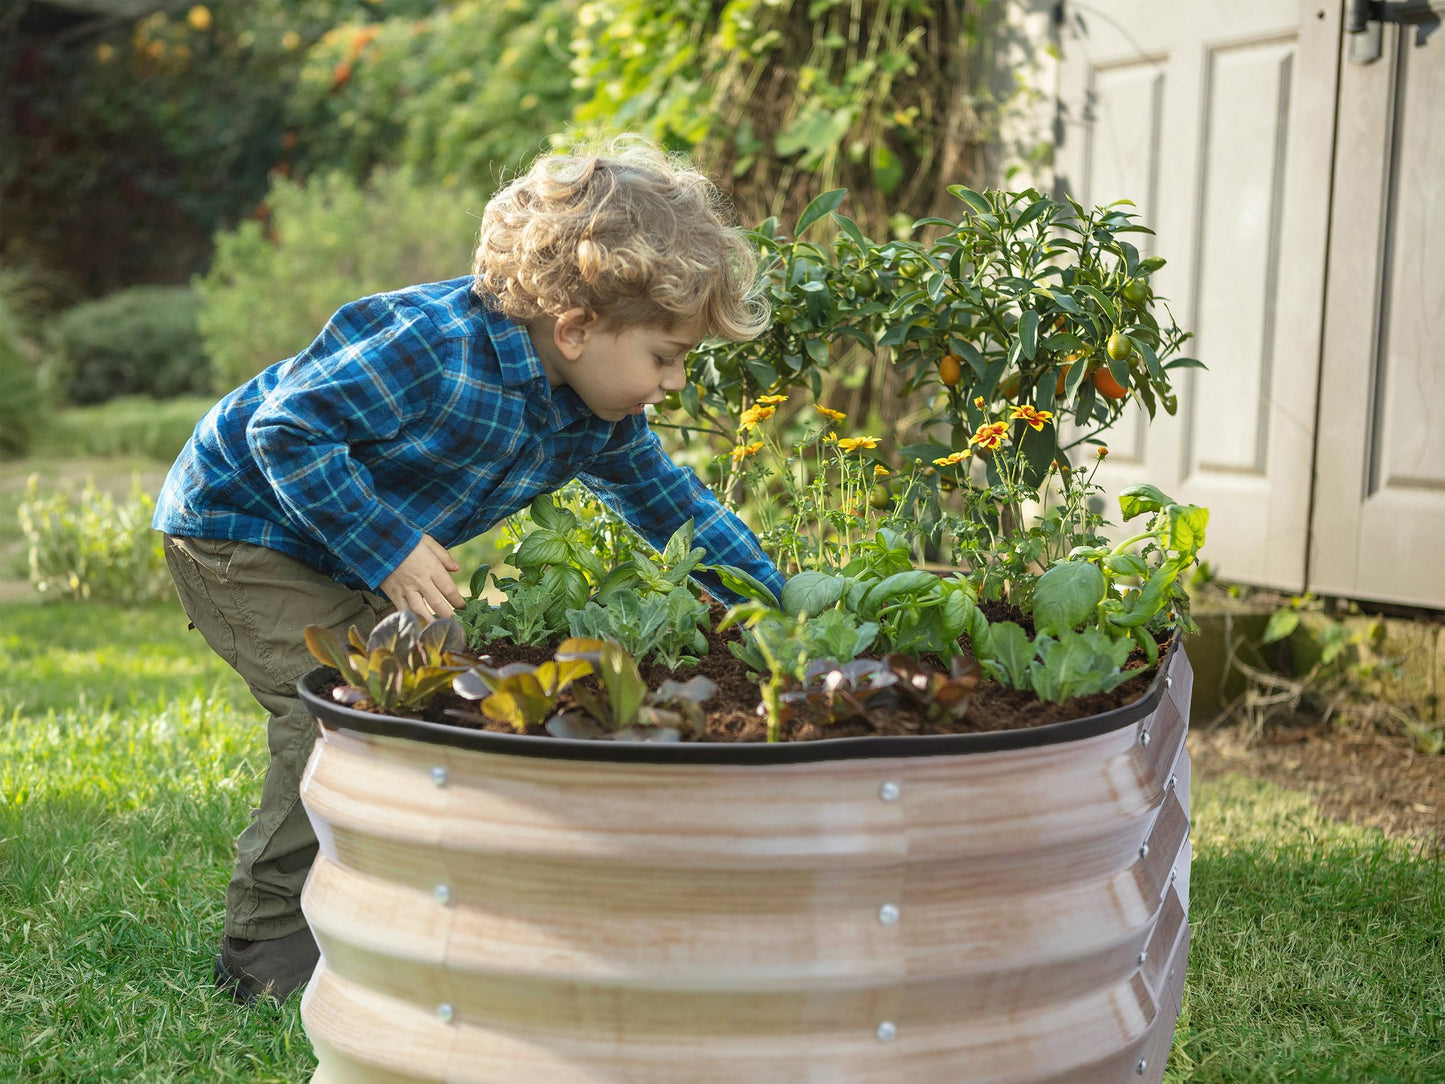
top-left (380, 534), bottom-right (466, 619)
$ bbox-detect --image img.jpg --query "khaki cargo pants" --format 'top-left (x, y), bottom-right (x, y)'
top-left (163, 535), bottom-right (393, 941)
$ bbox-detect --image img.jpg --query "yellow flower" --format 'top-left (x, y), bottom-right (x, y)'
top-left (1096, 445), bottom-right (1109, 460)
top-left (95, 43), bottom-right (115, 63)
top-left (1010, 405), bottom-right (1055, 432)
top-left (836, 436), bottom-right (880, 453)
top-left (738, 404), bottom-right (776, 430)
top-left (973, 396), bottom-right (986, 409)
top-left (969, 421), bottom-right (1009, 451)
top-left (815, 404), bottom-right (846, 422)
top-left (186, 5), bottom-right (212, 31)
top-left (757, 394), bottom-right (789, 405)
top-left (730, 441), bottom-right (764, 462)
top-left (281, 29), bottom-right (301, 50)
top-left (874, 465), bottom-right (891, 476)
top-left (932, 450), bottom-right (970, 466)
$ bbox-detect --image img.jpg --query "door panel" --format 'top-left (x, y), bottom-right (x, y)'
top-left (1310, 8), bottom-right (1445, 607)
top-left (1055, 2), bottom-right (1340, 590)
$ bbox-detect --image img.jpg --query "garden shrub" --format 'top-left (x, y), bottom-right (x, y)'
top-left (17, 475), bottom-right (169, 603)
top-left (37, 396), bottom-right (216, 463)
top-left (51, 286), bottom-right (211, 405)
top-left (0, 267), bottom-right (52, 459)
top-left (198, 167), bottom-right (486, 390)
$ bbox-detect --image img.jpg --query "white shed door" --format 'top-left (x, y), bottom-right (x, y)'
top-left (1309, 6), bottom-right (1445, 608)
top-left (1055, 1), bottom-right (1341, 592)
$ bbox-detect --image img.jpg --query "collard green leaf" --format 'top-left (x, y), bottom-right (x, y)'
top-left (781, 570), bottom-right (848, 617)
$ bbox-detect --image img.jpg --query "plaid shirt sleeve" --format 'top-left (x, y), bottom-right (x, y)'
top-left (245, 295), bottom-right (444, 589)
top-left (578, 419), bottom-right (785, 605)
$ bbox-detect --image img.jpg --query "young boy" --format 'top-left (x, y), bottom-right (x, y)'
top-left (153, 138), bottom-right (784, 1003)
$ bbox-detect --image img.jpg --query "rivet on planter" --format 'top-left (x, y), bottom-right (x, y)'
top-left (1140, 730), bottom-right (1151, 748)
top-left (430, 765), bottom-right (448, 787)
top-left (1136, 1059), bottom-right (1147, 1075)
top-left (1136, 951), bottom-right (1147, 966)
top-left (1167, 773), bottom-right (1177, 791)
top-left (879, 781), bottom-right (901, 802)
top-left (1170, 868), bottom-right (1178, 883)
top-left (1166, 674), bottom-right (1173, 689)
top-left (1139, 842), bottom-right (1149, 859)
top-left (437, 1003), bottom-right (455, 1024)
top-left (878, 903), bottom-right (900, 926)
top-left (876, 1021), bottom-right (897, 1043)
top-left (434, 884), bottom-right (452, 905)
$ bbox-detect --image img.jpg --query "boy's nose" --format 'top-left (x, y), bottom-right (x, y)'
top-left (660, 366), bottom-right (687, 393)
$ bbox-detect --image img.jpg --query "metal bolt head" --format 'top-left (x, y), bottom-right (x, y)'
top-left (1166, 674), bottom-right (1173, 689)
top-left (878, 903), bottom-right (900, 926)
top-left (437, 1003), bottom-right (455, 1023)
top-left (876, 1021), bottom-right (897, 1042)
top-left (1167, 773), bottom-right (1177, 790)
top-left (1136, 1059), bottom-right (1147, 1075)
top-left (1170, 867), bottom-right (1178, 883)
top-left (1136, 951), bottom-right (1147, 966)
top-left (1140, 730), bottom-right (1151, 747)
top-left (1139, 842), bottom-right (1149, 859)
top-left (434, 883), bottom-right (452, 905)
top-left (879, 781), bottom-right (901, 802)
top-left (430, 765), bottom-right (448, 787)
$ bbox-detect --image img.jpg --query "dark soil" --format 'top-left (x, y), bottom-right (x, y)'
top-left (327, 601), bottom-right (1171, 743)
top-left (1190, 713), bottom-right (1445, 850)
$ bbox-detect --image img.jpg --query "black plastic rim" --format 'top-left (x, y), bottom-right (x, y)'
top-left (297, 630), bottom-right (1181, 765)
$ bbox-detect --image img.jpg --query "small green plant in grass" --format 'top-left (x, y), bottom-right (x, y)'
top-left (17, 474), bottom-right (168, 603)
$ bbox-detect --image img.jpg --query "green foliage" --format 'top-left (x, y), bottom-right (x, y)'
top-left (50, 286), bottom-right (211, 405)
top-left (34, 396), bottom-right (216, 463)
top-left (0, 266), bottom-right (53, 459)
top-left (567, 587), bottom-right (709, 670)
top-left (197, 167), bottom-right (485, 390)
top-left (2, 0), bottom-right (428, 294)
top-left (286, 0), bottom-right (578, 190)
top-left (568, 0), bottom-right (997, 232)
top-left (16, 475), bottom-right (168, 603)
top-left (304, 610), bottom-right (468, 712)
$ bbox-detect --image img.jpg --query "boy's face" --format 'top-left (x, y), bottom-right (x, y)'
top-left (549, 312), bottom-right (701, 423)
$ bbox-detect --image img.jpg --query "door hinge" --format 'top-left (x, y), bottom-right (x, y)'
top-left (1347, 0), bottom-right (1444, 64)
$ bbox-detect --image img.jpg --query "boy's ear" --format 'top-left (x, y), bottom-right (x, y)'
top-left (554, 306), bottom-right (599, 360)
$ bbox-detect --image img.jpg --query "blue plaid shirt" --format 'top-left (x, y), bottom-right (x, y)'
top-left (153, 277), bottom-right (782, 602)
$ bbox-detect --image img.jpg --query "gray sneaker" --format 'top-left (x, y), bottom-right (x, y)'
top-left (213, 926), bottom-right (321, 1004)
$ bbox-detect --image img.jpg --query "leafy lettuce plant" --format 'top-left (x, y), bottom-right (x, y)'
top-left (547, 638), bottom-right (717, 742)
top-left (776, 658), bottom-right (898, 726)
top-left (567, 586), bottom-right (710, 670)
top-left (884, 654), bottom-right (983, 720)
top-left (451, 654), bottom-right (594, 732)
top-left (304, 610), bottom-right (468, 712)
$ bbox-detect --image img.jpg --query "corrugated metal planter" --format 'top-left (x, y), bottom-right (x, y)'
top-left (295, 640), bottom-right (1193, 1084)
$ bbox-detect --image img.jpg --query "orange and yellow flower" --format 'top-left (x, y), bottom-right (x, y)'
top-left (874, 464), bottom-right (891, 476)
top-left (1096, 445), bottom-right (1109, 459)
top-left (815, 404), bottom-right (846, 422)
top-left (739, 404), bottom-right (776, 430)
top-left (1010, 405), bottom-right (1054, 431)
top-left (836, 436), bottom-right (880, 453)
top-left (756, 394), bottom-right (789, 405)
top-left (730, 441), bottom-right (764, 462)
top-left (973, 396), bottom-right (986, 409)
top-left (969, 421), bottom-right (1009, 451)
top-left (932, 450), bottom-right (970, 467)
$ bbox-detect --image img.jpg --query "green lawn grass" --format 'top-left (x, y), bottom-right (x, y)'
top-left (1, 597), bottom-right (1441, 1083)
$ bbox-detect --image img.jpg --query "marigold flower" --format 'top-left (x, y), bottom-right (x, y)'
top-left (973, 396), bottom-right (986, 409)
top-left (738, 404), bottom-right (776, 430)
top-left (756, 394), bottom-right (789, 405)
top-left (815, 404), bottom-right (846, 422)
top-left (730, 441), bottom-right (764, 462)
top-left (836, 436), bottom-right (880, 453)
top-left (1096, 445), bottom-right (1109, 459)
top-left (932, 450), bottom-right (970, 466)
top-left (873, 465), bottom-right (891, 476)
top-left (969, 421), bottom-right (1009, 451)
top-left (1010, 404), bottom-right (1055, 432)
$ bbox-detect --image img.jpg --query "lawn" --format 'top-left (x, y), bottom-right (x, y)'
top-left (1, 595), bottom-right (1441, 1083)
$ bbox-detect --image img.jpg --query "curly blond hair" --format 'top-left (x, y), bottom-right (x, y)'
top-left (472, 136), bottom-right (769, 342)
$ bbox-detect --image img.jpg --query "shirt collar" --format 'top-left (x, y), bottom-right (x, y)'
top-left (484, 306), bottom-right (601, 433)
